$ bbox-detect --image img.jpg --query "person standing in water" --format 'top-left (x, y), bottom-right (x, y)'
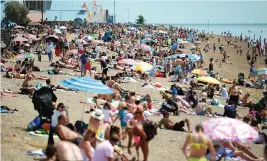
top-left (182, 124), bottom-right (216, 161)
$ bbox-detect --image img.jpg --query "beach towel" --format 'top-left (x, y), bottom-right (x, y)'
top-left (29, 131), bottom-right (59, 139)
top-left (143, 83), bottom-right (168, 91)
top-left (0, 108), bottom-right (13, 113)
top-left (0, 106), bottom-right (17, 113)
top-left (27, 149), bottom-right (46, 157)
top-left (120, 77), bottom-right (137, 83)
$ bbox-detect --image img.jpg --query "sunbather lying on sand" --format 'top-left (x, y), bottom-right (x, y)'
top-left (46, 79), bottom-right (74, 91)
top-left (159, 110), bottom-right (191, 132)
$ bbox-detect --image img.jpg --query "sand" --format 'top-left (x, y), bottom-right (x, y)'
top-left (1, 34), bottom-right (266, 161)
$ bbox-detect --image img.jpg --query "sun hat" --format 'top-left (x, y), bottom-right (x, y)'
top-left (92, 109), bottom-right (104, 120)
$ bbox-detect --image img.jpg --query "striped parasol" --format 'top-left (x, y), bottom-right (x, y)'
top-left (60, 77), bottom-right (114, 94)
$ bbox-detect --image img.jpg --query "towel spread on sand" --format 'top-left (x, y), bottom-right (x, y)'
top-left (29, 131), bottom-right (59, 139)
top-left (27, 149), bottom-right (46, 157)
top-left (143, 84), bottom-right (168, 91)
top-left (121, 77), bottom-right (138, 83)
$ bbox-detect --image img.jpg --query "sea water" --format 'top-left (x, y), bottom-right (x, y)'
top-left (163, 24), bottom-right (267, 42)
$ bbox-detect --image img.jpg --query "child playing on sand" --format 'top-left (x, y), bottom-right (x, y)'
top-left (113, 102), bottom-right (127, 140)
top-left (101, 102), bottom-right (114, 125)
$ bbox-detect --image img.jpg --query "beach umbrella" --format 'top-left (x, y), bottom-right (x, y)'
top-left (118, 59), bottom-right (137, 65)
top-left (25, 34), bottom-right (39, 41)
top-left (16, 53), bottom-right (35, 60)
top-left (196, 76), bottom-right (221, 85)
top-left (13, 37), bottom-right (28, 42)
top-left (132, 62), bottom-right (153, 72)
top-left (139, 44), bottom-right (151, 51)
top-left (66, 49), bottom-right (78, 55)
top-left (75, 39), bottom-right (88, 45)
top-left (46, 35), bottom-right (59, 43)
top-left (188, 54), bottom-right (200, 62)
top-left (13, 25), bottom-right (24, 29)
top-left (92, 40), bottom-right (103, 45)
top-left (59, 26), bottom-right (67, 30)
top-left (144, 34), bottom-right (152, 38)
top-left (74, 18), bottom-right (83, 22)
top-left (60, 77), bottom-right (114, 94)
top-left (54, 29), bottom-right (61, 34)
top-left (92, 34), bottom-right (98, 39)
top-left (83, 35), bottom-right (92, 41)
top-left (191, 69), bottom-right (208, 76)
top-left (202, 117), bottom-right (259, 143)
top-left (253, 68), bottom-right (267, 76)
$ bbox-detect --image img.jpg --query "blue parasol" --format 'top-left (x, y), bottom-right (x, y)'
top-left (168, 54), bottom-right (200, 62)
top-left (60, 77), bottom-right (114, 94)
top-left (74, 18), bottom-right (83, 22)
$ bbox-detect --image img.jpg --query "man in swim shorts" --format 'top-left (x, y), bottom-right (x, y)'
top-left (159, 110), bottom-right (191, 132)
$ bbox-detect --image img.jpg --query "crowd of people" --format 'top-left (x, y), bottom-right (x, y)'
top-left (1, 22), bottom-right (267, 161)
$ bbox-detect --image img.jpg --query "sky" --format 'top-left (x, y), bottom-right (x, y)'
top-left (1, 0), bottom-right (266, 24)
top-left (95, 0), bottom-right (267, 24)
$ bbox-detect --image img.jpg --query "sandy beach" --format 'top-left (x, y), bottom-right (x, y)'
top-left (1, 31), bottom-right (267, 161)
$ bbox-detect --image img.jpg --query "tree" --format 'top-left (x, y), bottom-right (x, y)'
top-left (136, 14), bottom-right (145, 25)
top-left (4, 1), bottom-right (30, 25)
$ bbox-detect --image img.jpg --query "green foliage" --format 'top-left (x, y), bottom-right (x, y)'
top-left (4, 1), bottom-right (30, 25)
top-left (136, 14), bottom-right (145, 25)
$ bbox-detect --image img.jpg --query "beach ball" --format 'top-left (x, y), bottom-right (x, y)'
top-left (42, 123), bottom-right (51, 131)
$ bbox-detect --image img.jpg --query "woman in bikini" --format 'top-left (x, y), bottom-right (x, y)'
top-left (182, 124), bottom-right (216, 161)
top-left (88, 109), bottom-right (110, 148)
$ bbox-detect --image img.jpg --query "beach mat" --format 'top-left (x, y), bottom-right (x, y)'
top-left (27, 149), bottom-right (46, 157)
top-left (29, 131), bottom-right (59, 139)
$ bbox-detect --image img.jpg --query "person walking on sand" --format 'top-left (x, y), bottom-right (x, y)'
top-left (46, 40), bottom-right (54, 63)
top-left (182, 124), bottom-right (216, 161)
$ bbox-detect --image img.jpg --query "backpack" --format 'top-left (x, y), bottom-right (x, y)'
top-left (142, 120), bottom-right (158, 141)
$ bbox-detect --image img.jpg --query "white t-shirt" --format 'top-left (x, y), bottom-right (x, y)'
top-left (78, 43), bottom-right (84, 50)
top-left (102, 109), bottom-right (112, 123)
top-left (46, 43), bottom-right (54, 52)
top-left (92, 140), bottom-right (114, 161)
top-left (51, 110), bottom-right (62, 127)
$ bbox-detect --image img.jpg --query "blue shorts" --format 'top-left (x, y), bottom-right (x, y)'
top-left (80, 63), bottom-right (86, 71)
top-left (197, 110), bottom-right (207, 116)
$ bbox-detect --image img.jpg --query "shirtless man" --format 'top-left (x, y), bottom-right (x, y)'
top-left (56, 114), bottom-right (82, 145)
top-left (159, 110), bottom-right (191, 132)
top-left (55, 141), bottom-right (83, 161)
top-left (228, 80), bottom-right (242, 107)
